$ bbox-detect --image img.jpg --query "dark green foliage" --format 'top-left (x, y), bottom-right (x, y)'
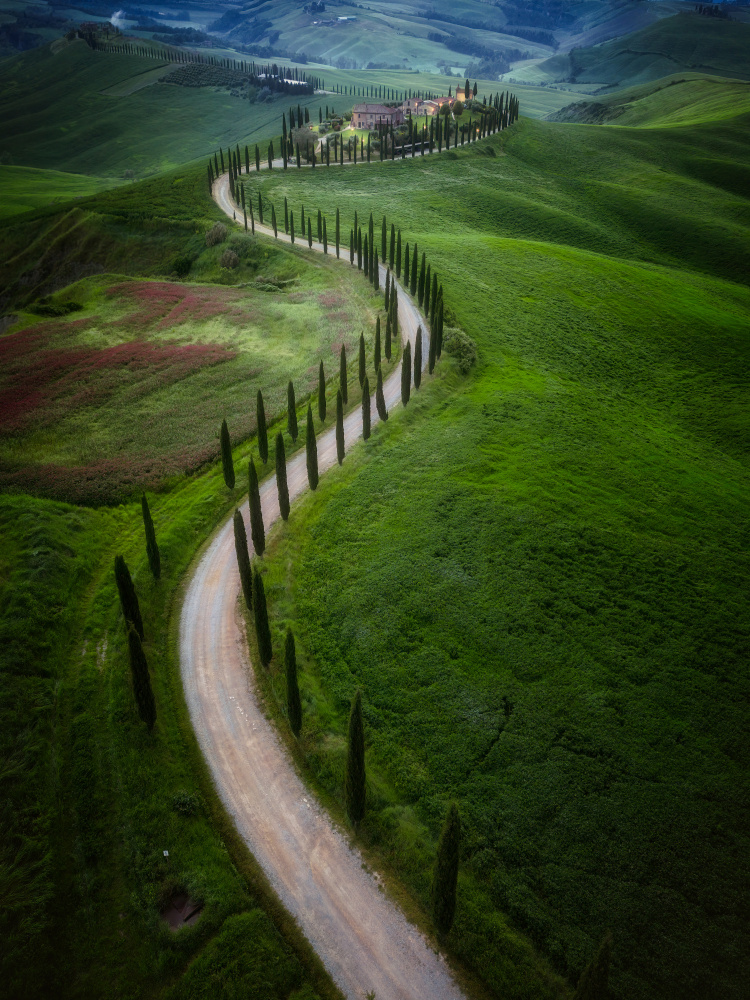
top-left (432, 803), bottom-right (461, 935)
top-left (381, 215), bottom-right (387, 262)
top-left (385, 311), bottom-right (392, 361)
top-left (275, 433), bottom-right (290, 522)
top-left (345, 689), bottom-right (366, 826)
top-left (358, 333), bottom-right (366, 387)
top-left (363, 235), bottom-right (369, 278)
top-left (410, 244), bottom-right (418, 296)
top-left (323, 216), bottom-right (328, 255)
top-left (114, 554), bottom-right (143, 640)
top-left (339, 344), bottom-right (348, 404)
top-left (430, 272), bottom-right (438, 326)
top-left (317, 208), bottom-right (322, 243)
top-left (414, 327), bottom-right (422, 389)
top-left (424, 263), bottom-right (432, 318)
top-left (271, 204), bottom-right (277, 238)
top-left (404, 242), bottom-right (410, 287)
top-left (574, 932), bottom-right (613, 1000)
top-left (428, 321), bottom-right (437, 374)
top-left (252, 567), bottom-right (273, 666)
top-left (362, 375), bottom-right (371, 441)
top-left (257, 390), bottom-right (268, 463)
top-left (287, 380), bottom-right (298, 442)
top-left (418, 252), bottom-right (426, 307)
top-left (374, 316), bottom-right (381, 371)
top-left (336, 389), bottom-right (345, 465)
top-left (220, 418), bottom-right (235, 489)
top-left (336, 206), bottom-right (340, 259)
top-left (373, 250), bottom-right (379, 291)
top-left (396, 229), bottom-right (402, 278)
top-left (141, 493), bottom-right (160, 579)
top-left (385, 269), bottom-right (390, 313)
top-left (318, 360), bottom-right (326, 422)
top-left (401, 341), bottom-right (411, 407)
top-left (233, 509), bottom-right (253, 608)
top-left (285, 628), bottom-right (302, 737)
top-left (376, 367), bottom-right (388, 422)
top-left (389, 222), bottom-right (395, 270)
top-left (248, 457), bottom-right (266, 556)
top-left (284, 196), bottom-right (288, 234)
top-left (127, 626), bottom-right (156, 731)
top-left (305, 404), bottom-right (318, 490)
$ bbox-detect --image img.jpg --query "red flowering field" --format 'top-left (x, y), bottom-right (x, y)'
top-left (0, 272), bottom-right (377, 505)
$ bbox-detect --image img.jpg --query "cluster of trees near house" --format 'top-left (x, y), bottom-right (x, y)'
top-left (204, 90), bottom-right (518, 195)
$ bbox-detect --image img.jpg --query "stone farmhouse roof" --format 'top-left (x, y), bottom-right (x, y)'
top-left (352, 103), bottom-right (402, 115)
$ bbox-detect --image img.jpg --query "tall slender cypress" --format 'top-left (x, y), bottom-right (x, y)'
top-left (323, 217), bottom-right (328, 254)
top-left (431, 802), bottom-right (461, 936)
top-left (401, 341), bottom-right (412, 407)
top-left (404, 242), bottom-right (410, 287)
top-left (252, 567), bottom-right (273, 666)
top-left (339, 344), bottom-right (348, 404)
top-left (287, 380), bottom-right (298, 441)
top-left (410, 244), bottom-right (418, 296)
top-left (374, 316), bottom-right (381, 370)
top-left (389, 223), bottom-right (395, 269)
top-left (381, 215), bottom-right (387, 262)
top-left (220, 418), bottom-right (235, 488)
top-left (376, 366), bottom-right (388, 422)
top-left (418, 252), bottom-right (426, 306)
top-left (141, 494), bottom-right (160, 579)
top-left (362, 375), bottom-right (371, 440)
top-left (336, 389), bottom-right (345, 465)
top-left (254, 390), bottom-right (268, 463)
top-left (318, 360), bottom-right (326, 422)
top-left (385, 269), bottom-right (390, 313)
top-left (414, 327), bottom-right (423, 389)
top-left (385, 311), bottom-right (392, 361)
top-left (424, 263), bottom-right (432, 318)
top-left (336, 207), bottom-right (340, 258)
top-left (233, 509), bottom-right (253, 608)
top-left (248, 458), bottom-right (266, 556)
top-left (430, 273), bottom-right (439, 326)
top-left (285, 628), bottom-right (302, 737)
top-left (305, 404), bottom-right (318, 490)
top-left (271, 204), bottom-right (278, 238)
top-left (127, 626), bottom-right (156, 731)
top-left (396, 230), bottom-right (402, 278)
top-left (275, 432), bottom-right (290, 521)
top-left (114, 555), bottom-right (144, 640)
top-left (358, 333), bottom-right (366, 387)
top-left (363, 235), bottom-right (369, 278)
top-left (391, 285), bottom-right (399, 344)
top-left (373, 251), bottom-right (379, 291)
top-left (317, 208), bottom-right (322, 243)
top-left (345, 690), bottom-right (366, 827)
top-left (428, 320), bottom-right (437, 374)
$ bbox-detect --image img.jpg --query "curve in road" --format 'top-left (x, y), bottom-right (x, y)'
top-left (179, 174), bottom-right (463, 1000)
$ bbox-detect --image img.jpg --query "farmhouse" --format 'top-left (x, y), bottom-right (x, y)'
top-left (351, 103), bottom-right (405, 128)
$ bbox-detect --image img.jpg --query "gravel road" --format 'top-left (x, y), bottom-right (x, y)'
top-left (179, 176), bottom-right (464, 999)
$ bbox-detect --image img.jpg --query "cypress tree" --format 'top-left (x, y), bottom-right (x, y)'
top-left (287, 380), bottom-right (298, 441)
top-left (248, 457), bottom-right (266, 556)
top-left (233, 509), bottom-right (253, 608)
top-left (317, 208), bottom-right (322, 243)
top-left (339, 344), bottom-right (348, 404)
top-left (350, 229), bottom-right (354, 265)
top-left (385, 310), bottom-right (392, 361)
top-left (431, 802), bottom-right (460, 936)
top-left (220, 418), bottom-right (235, 488)
top-left (430, 272), bottom-right (439, 325)
top-left (376, 366), bottom-right (388, 422)
top-left (358, 333), bottom-right (366, 387)
top-left (268, 140), bottom-right (274, 169)
top-left (404, 242), bottom-right (410, 287)
top-left (424, 263), bottom-right (432, 318)
top-left (414, 326), bottom-right (423, 389)
top-left (357, 229), bottom-right (363, 270)
top-left (401, 341), bottom-right (411, 407)
top-left (256, 389), bottom-right (268, 463)
top-left (141, 493), bottom-right (160, 579)
top-left (127, 626), bottom-right (156, 731)
top-left (323, 216), bottom-right (328, 254)
top-left (389, 223), bottom-right (395, 269)
top-left (252, 567), bottom-right (273, 666)
top-left (373, 251), bottom-right (379, 291)
top-left (305, 404), bottom-right (318, 490)
top-left (410, 243), bottom-right (418, 296)
top-left (384, 269), bottom-right (390, 313)
top-left (275, 432), bottom-right (290, 521)
top-left (381, 215), bottom-right (387, 261)
top-left (271, 204), bottom-right (278, 238)
top-left (428, 321), bottom-right (437, 374)
top-left (284, 196), bottom-right (289, 233)
top-left (308, 217), bottom-right (312, 247)
top-left (363, 235), bottom-right (369, 278)
top-left (290, 211), bottom-right (295, 244)
top-left (336, 207), bottom-right (340, 258)
top-left (336, 389), bottom-right (345, 465)
top-left (391, 284), bottom-right (399, 344)
top-left (418, 252), bottom-right (426, 306)
top-left (374, 316), bottom-right (381, 370)
top-left (396, 230), bottom-right (402, 278)
top-left (362, 375), bottom-right (371, 440)
top-left (345, 690), bottom-right (366, 827)
top-left (285, 628), bottom-right (302, 737)
top-left (318, 360), bottom-right (326, 422)
top-left (114, 555), bottom-right (144, 640)
top-left (436, 298), bottom-right (444, 358)
top-left (573, 931), bottom-right (613, 1000)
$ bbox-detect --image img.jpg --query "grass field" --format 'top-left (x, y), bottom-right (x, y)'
top-left (0, 164), bottom-right (119, 218)
top-left (232, 76), bottom-right (750, 1000)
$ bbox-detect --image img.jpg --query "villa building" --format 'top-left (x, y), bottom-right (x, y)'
top-left (351, 103), bottom-right (405, 128)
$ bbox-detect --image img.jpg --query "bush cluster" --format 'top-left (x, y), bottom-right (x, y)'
top-left (205, 222), bottom-right (228, 247)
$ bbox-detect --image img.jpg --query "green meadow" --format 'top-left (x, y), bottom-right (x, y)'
top-left (0, 164), bottom-right (119, 218)
top-left (237, 77), bottom-right (750, 1000)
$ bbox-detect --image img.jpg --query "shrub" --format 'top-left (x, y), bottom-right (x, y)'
top-left (171, 791), bottom-right (200, 816)
top-left (205, 222), bottom-right (228, 247)
top-left (172, 254), bottom-right (193, 277)
top-left (219, 249), bottom-right (239, 270)
top-left (443, 327), bottom-right (477, 373)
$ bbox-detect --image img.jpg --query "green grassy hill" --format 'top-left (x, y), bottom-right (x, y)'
top-left (512, 13), bottom-right (750, 88)
top-left (229, 75), bottom-right (750, 1000)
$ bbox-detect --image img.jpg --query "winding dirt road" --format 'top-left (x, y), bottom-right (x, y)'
top-left (179, 177), bottom-right (463, 999)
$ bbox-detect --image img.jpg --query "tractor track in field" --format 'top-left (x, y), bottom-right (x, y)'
top-left (178, 173), bottom-right (464, 1000)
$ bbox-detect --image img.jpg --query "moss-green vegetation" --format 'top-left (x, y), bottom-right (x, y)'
top-left (0, 164), bottom-right (119, 218)
top-left (247, 81), bottom-right (750, 1000)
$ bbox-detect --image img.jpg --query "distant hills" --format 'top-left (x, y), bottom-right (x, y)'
top-left (511, 12), bottom-right (750, 89)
